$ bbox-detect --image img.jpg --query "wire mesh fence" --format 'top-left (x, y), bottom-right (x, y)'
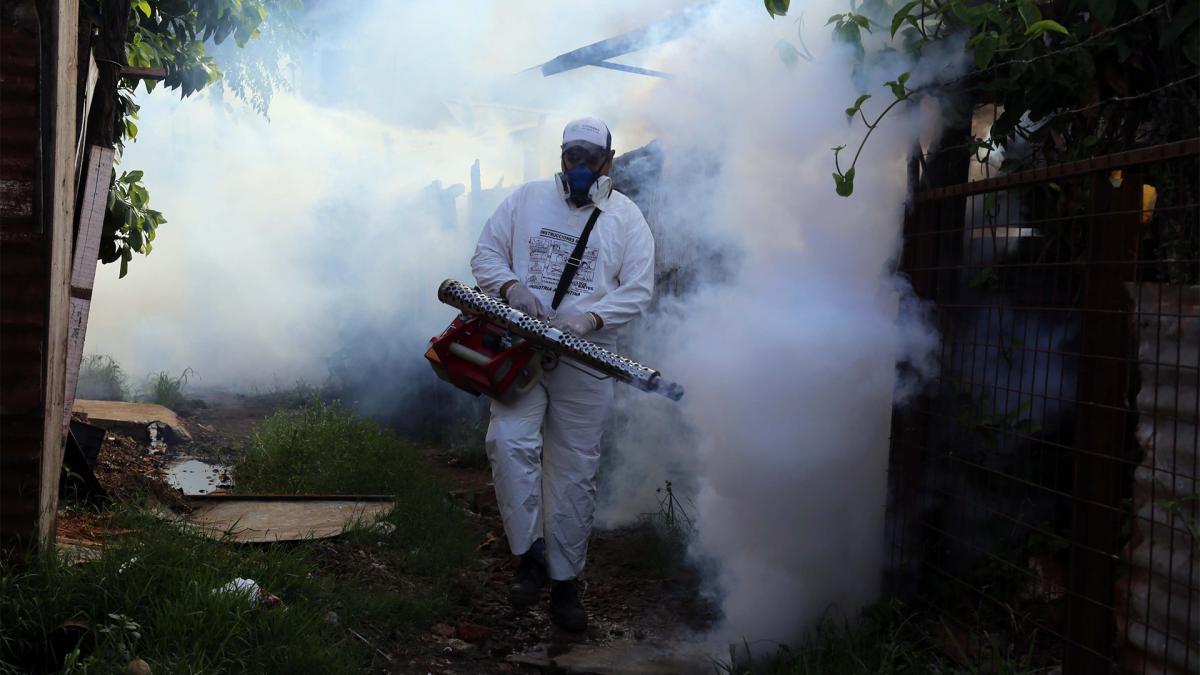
top-left (886, 138), bottom-right (1198, 674)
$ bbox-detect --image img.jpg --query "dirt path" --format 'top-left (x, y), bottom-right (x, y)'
top-left (404, 449), bottom-right (719, 674)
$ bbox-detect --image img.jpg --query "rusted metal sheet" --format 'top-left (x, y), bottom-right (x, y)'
top-left (0, 2), bottom-right (48, 554)
top-left (1118, 283), bottom-right (1199, 675)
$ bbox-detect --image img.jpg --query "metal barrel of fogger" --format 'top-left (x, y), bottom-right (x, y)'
top-left (437, 279), bottom-right (684, 401)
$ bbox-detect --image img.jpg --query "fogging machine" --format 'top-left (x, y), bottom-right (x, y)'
top-left (425, 279), bottom-right (684, 402)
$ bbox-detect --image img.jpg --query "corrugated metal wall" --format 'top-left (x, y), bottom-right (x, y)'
top-left (0, 1), bottom-right (50, 553)
top-left (1119, 283), bottom-right (1199, 675)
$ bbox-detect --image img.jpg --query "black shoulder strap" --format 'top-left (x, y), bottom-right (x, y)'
top-left (551, 207), bottom-right (602, 311)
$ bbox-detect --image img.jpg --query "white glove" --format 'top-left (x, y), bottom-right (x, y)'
top-left (503, 282), bottom-right (544, 318)
top-left (551, 312), bottom-right (599, 337)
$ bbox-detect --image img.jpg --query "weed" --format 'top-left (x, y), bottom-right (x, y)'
top-left (142, 368), bottom-right (204, 411)
top-left (77, 355), bottom-right (129, 401)
top-left (621, 481), bottom-right (697, 578)
top-left (441, 412), bottom-right (490, 469)
top-left (247, 378), bottom-right (328, 410)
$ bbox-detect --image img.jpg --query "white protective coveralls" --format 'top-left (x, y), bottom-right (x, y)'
top-left (471, 177), bottom-right (655, 580)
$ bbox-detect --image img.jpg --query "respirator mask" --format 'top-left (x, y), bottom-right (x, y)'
top-left (555, 143), bottom-right (612, 208)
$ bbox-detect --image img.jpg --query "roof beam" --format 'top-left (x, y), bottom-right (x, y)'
top-left (535, 2), bottom-right (712, 78)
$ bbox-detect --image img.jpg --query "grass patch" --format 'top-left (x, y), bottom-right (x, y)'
top-left (234, 398), bottom-right (478, 582)
top-left (0, 510), bottom-right (357, 674)
top-left (720, 601), bottom-right (1049, 675)
top-left (3, 404), bottom-right (479, 673)
top-left (236, 400), bottom-right (437, 494)
top-left (77, 355), bottom-right (130, 401)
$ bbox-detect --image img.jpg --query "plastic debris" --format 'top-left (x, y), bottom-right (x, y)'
top-left (212, 578), bottom-right (283, 607)
top-left (147, 423), bottom-right (167, 454)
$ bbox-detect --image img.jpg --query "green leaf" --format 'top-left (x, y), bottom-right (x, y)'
top-left (885, 76), bottom-right (908, 99)
top-left (121, 170), bottom-right (144, 183)
top-left (891, 0), bottom-right (920, 38)
top-left (833, 167), bottom-right (856, 197)
top-left (1025, 19), bottom-right (1069, 38)
top-left (845, 93), bottom-right (872, 119)
top-left (898, 71), bottom-right (911, 85)
top-left (1017, 1), bottom-right (1041, 29)
top-left (833, 22), bottom-right (865, 61)
top-left (827, 14), bottom-right (843, 26)
top-left (950, 2), bottom-right (989, 29)
top-left (136, 1), bottom-right (151, 18)
top-left (764, 0), bottom-right (790, 17)
top-left (851, 13), bottom-right (871, 31)
top-left (974, 34), bottom-right (997, 68)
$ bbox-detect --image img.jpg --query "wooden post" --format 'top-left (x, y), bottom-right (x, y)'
top-left (1064, 171), bottom-right (1143, 673)
top-left (36, 0), bottom-right (82, 553)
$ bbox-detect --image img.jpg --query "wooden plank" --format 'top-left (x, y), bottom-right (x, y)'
top-left (63, 145), bottom-right (115, 427)
top-left (37, 0), bottom-right (81, 554)
top-left (68, 146), bottom-right (113, 290)
top-left (119, 66), bottom-right (166, 80)
top-left (73, 52), bottom-right (98, 188)
top-left (63, 296), bottom-right (93, 426)
top-left (72, 400), bottom-right (192, 442)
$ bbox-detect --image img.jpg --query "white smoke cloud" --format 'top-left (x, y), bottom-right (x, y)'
top-left (87, 0), bottom-right (693, 389)
top-left (85, 0), bottom-right (953, 650)
top-left (590, 1), bottom-right (953, 647)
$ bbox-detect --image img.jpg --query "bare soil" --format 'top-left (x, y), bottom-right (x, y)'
top-left (390, 449), bottom-right (720, 673)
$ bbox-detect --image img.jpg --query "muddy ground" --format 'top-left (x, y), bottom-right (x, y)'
top-left (58, 395), bottom-right (721, 674)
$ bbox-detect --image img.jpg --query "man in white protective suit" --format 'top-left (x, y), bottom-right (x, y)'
top-left (470, 117), bottom-right (655, 632)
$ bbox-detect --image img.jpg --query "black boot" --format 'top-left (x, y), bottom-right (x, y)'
top-left (549, 579), bottom-right (588, 633)
top-left (508, 546), bottom-right (547, 608)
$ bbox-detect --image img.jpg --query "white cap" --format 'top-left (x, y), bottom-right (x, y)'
top-left (562, 117), bottom-right (611, 151)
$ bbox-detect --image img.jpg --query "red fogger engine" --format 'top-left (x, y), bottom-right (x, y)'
top-left (424, 314), bottom-right (544, 402)
top-left (425, 280), bottom-right (684, 403)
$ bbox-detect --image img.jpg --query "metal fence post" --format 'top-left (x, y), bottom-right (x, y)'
top-left (1064, 170), bottom-right (1143, 673)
